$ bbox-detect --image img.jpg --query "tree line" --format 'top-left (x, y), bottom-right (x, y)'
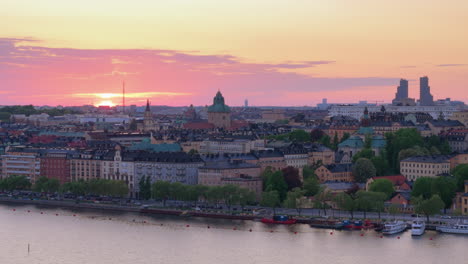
top-left (138, 176), bottom-right (256, 209)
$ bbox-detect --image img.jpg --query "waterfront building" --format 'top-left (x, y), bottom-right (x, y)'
top-left (400, 155), bottom-right (451, 181)
top-left (69, 150), bottom-right (105, 182)
top-left (462, 181), bottom-right (468, 215)
top-left (198, 159), bottom-right (262, 199)
top-left (134, 152), bottom-right (204, 187)
top-left (100, 147), bottom-right (136, 197)
top-left (1, 148), bottom-right (41, 183)
top-left (40, 150), bottom-right (72, 184)
top-left (207, 91), bottom-right (231, 129)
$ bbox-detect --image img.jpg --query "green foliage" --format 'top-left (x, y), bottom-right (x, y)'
top-left (453, 164), bottom-right (468, 191)
top-left (33, 177), bottom-right (60, 193)
top-left (413, 195), bottom-right (445, 222)
top-left (289, 129), bottom-right (311, 142)
top-left (340, 133), bottom-right (351, 143)
top-left (334, 192), bottom-right (357, 218)
top-left (313, 187), bottom-right (332, 215)
top-left (138, 176), bottom-right (152, 200)
top-left (302, 166), bottom-right (316, 180)
top-left (352, 148), bottom-right (374, 163)
top-left (370, 155), bottom-right (390, 176)
top-left (0, 175), bottom-right (32, 191)
top-left (352, 158), bottom-right (377, 183)
top-left (151, 181), bottom-right (172, 205)
top-left (60, 181), bottom-right (87, 196)
top-left (319, 135), bottom-right (332, 149)
top-left (261, 190), bottom-right (280, 208)
top-left (431, 176), bottom-right (457, 209)
top-left (0, 105), bottom-right (80, 117)
top-left (303, 176), bottom-right (320, 196)
top-left (0, 112), bottom-right (11, 122)
top-left (282, 188), bottom-right (305, 214)
top-left (411, 176), bottom-right (456, 210)
top-left (369, 179), bottom-right (395, 199)
top-left (411, 177), bottom-right (434, 200)
top-left (264, 170), bottom-right (288, 201)
top-left (398, 145), bottom-right (429, 162)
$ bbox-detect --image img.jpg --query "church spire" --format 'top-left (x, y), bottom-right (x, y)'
top-left (145, 99), bottom-right (150, 112)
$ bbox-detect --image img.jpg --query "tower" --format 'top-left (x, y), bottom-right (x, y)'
top-left (143, 99), bottom-right (154, 131)
top-left (207, 91), bottom-right (231, 128)
top-left (419, 76), bottom-right (434, 106)
top-left (395, 79), bottom-right (408, 100)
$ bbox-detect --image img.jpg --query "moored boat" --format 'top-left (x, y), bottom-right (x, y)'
top-left (261, 215), bottom-right (297, 225)
top-left (382, 220), bottom-right (407, 235)
top-left (411, 219), bottom-right (426, 236)
top-left (436, 221), bottom-right (468, 235)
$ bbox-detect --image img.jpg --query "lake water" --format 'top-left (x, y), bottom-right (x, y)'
top-left (0, 204), bottom-right (466, 264)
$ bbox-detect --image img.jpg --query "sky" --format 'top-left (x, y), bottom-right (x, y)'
top-left (1, 0), bottom-right (467, 107)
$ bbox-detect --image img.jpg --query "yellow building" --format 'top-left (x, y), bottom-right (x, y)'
top-left (400, 155), bottom-right (450, 181)
top-left (450, 110), bottom-right (468, 127)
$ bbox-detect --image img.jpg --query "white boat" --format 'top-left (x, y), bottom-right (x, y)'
top-left (436, 221), bottom-right (468, 235)
top-left (411, 219), bottom-right (426, 236)
top-left (382, 220), bottom-right (407, 235)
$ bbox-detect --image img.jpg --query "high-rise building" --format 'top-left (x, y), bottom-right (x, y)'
top-left (392, 78), bottom-right (415, 106)
top-left (244, 99), bottom-right (248, 108)
top-left (395, 79), bottom-right (408, 100)
top-left (419, 76), bottom-right (434, 106)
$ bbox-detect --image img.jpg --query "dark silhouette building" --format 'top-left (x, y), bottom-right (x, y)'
top-left (419, 76), bottom-right (434, 106)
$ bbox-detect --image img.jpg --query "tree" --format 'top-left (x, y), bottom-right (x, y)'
top-left (310, 129), bottom-right (324, 142)
top-left (302, 166), bottom-right (316, 180)
top-left (352, 148), bottom-right (374, 163)
top-left (151, 181), bottom-right (172, 206)
top-left (303, 176), bottom-right (320, 196)
top-left (0, 175), bottom-right (31, 191)
top-left (332, 133), bottom-right (339, 150)
top-left (206, 186), bottom-right (224, 205)
top-left (352, 158), bottom-right (376, 183)
top-left (356, 191), bottom-right (375, 219)
top-left (281, 166), bottom-right (302, 191)
top-left (387, 204), bottom-right (400, 219)
top-left (289, 129), bottom-right (311, 142)
top-left (261, 190), bottom-right (280, 214)
top-left (60, 180), bottom-right (87, 196)
top-left (220, 184), bottom-right (240, 210)
top-left (319, 135), bottom-right (332, 149)
top-left (261, 167), bottom-right (275, 190)
top-left (265, 170), bottom-right (288, 201)
top-left (334, 192), bottom-right (357, 219)
top-left (398, 146), bottom-right (429, 162)
top-left (431, 176), bottom-right (456, 212)
top-left (453, 164), bottom-right (468, 191)
top-left (411, 177), bottom-right (434, 200)
top-left (369, 179), bottom-right (395, 199)
top-left (385, 128), bottom-right (424, 172)
top-left (237, 188), bottom-right (256, 210)
top-left (413, 195), bottom-right (445, 222)
top-left (341, 132), bottom-right (350, 143)
top-left (282, 188), bottom-right (305, 215)
top-left (138, 176), bottom-right (151, 200)
top-left (370, 155), bottom-right (389, 176)
top-left (313, 187), bottom-right (332, 216)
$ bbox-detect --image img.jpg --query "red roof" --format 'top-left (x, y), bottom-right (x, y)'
top-left (372, 175), bottom-right (406, 186)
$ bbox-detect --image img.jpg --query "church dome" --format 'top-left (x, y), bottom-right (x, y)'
top-left (207, 91), bottom-right (231, 113)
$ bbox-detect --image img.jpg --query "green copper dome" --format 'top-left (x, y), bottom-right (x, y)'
top-left (207, 91), bottom-right (231, 113)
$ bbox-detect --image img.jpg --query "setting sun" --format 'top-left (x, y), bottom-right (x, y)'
top-left (95, 100), bottom-right (116, 107)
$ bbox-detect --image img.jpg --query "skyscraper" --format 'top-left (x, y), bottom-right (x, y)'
top-left (395, 79), bottom-right (409, 100)
top-left (419, 76), bottom-right (434, 106)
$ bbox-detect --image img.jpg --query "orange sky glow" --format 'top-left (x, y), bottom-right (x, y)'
top-left (1, 0), bottom-right (467, 106)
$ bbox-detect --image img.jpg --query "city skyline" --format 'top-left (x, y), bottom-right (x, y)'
top-left (1, 0), bottom-right (467, 106)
